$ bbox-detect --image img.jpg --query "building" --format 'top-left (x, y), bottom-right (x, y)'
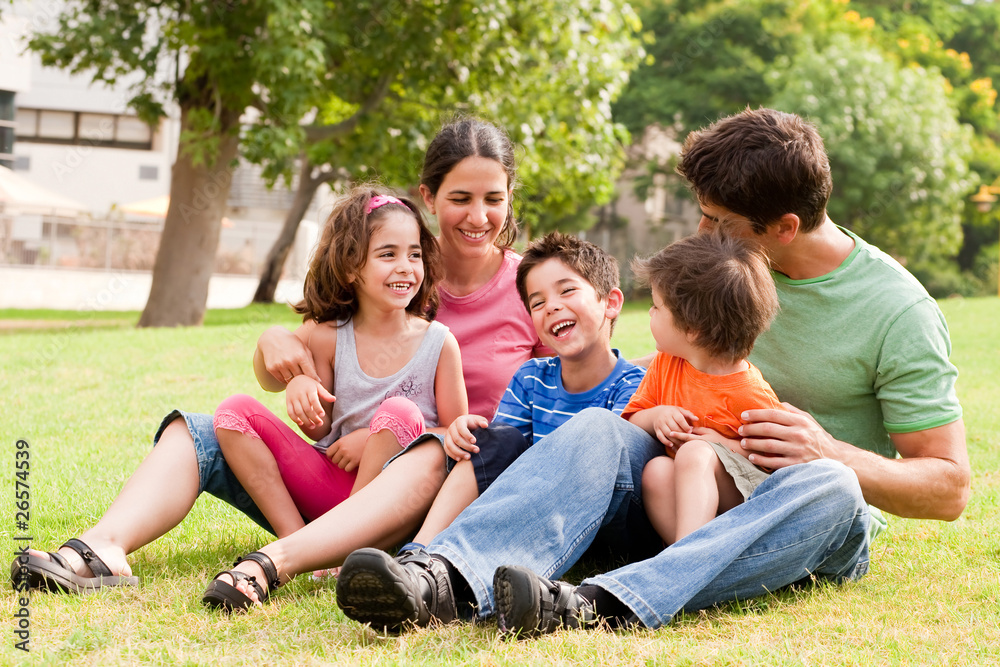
top-left (0, 3), bottom-right (322, 310)
top-left (584, 124), bottom-right (700, 294)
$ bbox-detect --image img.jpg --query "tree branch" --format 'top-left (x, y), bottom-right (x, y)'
top-left (303, 73), bottom-right (393, 142)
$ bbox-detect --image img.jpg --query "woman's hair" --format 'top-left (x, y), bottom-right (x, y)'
top-left (421, 117), bottom-right (519, 248)
top-left (294, 186), bottom-right (441, 324)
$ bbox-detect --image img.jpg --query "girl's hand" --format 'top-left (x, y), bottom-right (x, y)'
top-left (652, 405), bottom-right (698, 446)
top-left (326, 429), bottom-right (368, 472)
top-left (443, 415), bottom-right (490, 461)
top-left (286, 375), bottom-right (335, 428)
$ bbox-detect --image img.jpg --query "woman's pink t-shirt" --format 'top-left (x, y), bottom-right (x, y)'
top-left (436, 249), bottom-right (550, 419)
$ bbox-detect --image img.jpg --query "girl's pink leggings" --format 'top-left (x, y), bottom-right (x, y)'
top-left (213, 394), bottom-right (425, 522)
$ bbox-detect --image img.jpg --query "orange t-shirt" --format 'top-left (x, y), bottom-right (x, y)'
top-left (620, 353), bottom-right (784, 439)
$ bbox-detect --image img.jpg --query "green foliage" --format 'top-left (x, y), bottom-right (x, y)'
top-left (613, 0), bottom-right (866, 136)
top-left (27, 0), bottom-right (645, 319)
top-left (851, 0), bottom-right (1000, 287)
top-left (613, 0), bottom-right (999, 285)
top-left (769, 34), bottom-right (974, 271)
top-left (239, 0), bottom-right (645, 238)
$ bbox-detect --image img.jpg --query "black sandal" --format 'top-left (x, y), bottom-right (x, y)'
top-left (9, 538), bottom-right (139, 594)
top-left (202, 551), bottom-right (281, 612)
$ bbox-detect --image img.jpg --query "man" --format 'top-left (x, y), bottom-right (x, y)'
top-left (335, 107), bottom-right (969, 634)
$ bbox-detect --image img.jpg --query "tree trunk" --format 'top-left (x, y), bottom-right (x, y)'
top-left (252, 158), bottom-right (335, 303)
top-left (138, 104), bottom-right (241, 327)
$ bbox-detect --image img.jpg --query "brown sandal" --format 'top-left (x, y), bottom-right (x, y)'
top-left (202, 551), bottom-right (281, 612)
top-left (9, 538), bottom-right (138, 594)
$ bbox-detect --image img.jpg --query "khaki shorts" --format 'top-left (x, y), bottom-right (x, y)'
top-left (708, 441), bottom-right (771, 500)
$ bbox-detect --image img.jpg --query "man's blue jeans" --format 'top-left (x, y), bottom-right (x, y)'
top-left (427, 408), bottom-right (871, 629)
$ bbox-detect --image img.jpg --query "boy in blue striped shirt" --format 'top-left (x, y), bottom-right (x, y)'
top-left (405, 232), bottom-right (646, 548)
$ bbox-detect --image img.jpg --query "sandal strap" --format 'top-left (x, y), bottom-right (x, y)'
top-left (236, 551), bottom-right (281, 591)
top-left (61, 538), bottom-right (113, 577)
top-left (211, 569), bottom-right (266, 602)
top-left (552, 584), bottom-right (576, 619)
top-left (47, 550), bottom-right (73, 573)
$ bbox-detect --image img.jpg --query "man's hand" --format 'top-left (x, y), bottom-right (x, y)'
top-left (286, 375), bottom-right (335, 428)
top-left (736, 403), bottom-right (840, 469)
top-left (443, 415), bottom-right (490, 461)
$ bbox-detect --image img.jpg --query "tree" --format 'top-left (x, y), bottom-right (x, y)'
top-left (248, 1), bottom-right (643, 302)
top-left (770, 34), bottom-right (974, 270)
top-left (29, 0), bottom-right (336, 325)
top-left (611, 0), bottom-right (981, 275)
top-left (612, 0), bottom-right (867, 137)
top-left (29, 0), bottom-right (643, 323)
top-left (852, 0), bottom-right (1000, 289)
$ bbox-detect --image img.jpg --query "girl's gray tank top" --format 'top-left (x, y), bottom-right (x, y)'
top-left (314, 318), bottom-right (449, 452)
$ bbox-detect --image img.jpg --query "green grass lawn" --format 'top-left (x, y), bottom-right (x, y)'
top-left (1, 298), bottom-right (998, 665)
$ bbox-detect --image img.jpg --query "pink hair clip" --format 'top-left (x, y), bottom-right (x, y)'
top-left (366, 194), bottom-right (405, 215)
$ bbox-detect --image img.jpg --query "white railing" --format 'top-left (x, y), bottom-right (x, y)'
top-left (0, 215), bottom-right (282, 276)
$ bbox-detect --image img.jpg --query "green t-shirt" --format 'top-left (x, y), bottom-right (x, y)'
top-left (749, 227), bottom-right (962, 538)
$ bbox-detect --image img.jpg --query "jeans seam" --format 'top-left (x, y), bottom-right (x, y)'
top-left (732, 513), bottom-right (862, 564)
top-left (545, 514), bottom-right (603, 579)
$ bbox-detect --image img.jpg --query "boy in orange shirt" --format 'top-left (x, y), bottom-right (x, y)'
top-left (623, 232), bottom-right (784, 546)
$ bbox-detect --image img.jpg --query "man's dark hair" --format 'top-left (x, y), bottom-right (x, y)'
top-left (677, 107), bottom-right (832, 233)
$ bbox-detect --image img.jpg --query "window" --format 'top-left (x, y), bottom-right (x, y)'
top-left (14, 108), bottom-right (37, 136)
top-left (37, 110), bottom-right (75, 139)
top-left (15, 108), bottom-right (154, 150)
top-left (0, 91), bottom-right (14, 169)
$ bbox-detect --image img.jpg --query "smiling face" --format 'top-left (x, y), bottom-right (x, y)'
top-left (523, 258), bottom-right (621, 361)
top-left (353, 210), bottom-right (425, 314)
top-left (420, 156), bottom-right (511, 263)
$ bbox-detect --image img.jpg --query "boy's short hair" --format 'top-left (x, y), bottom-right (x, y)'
top-left (676, 107), bottom-right (832, 234)
top-left (631, 233), bottom-right (778, 361)
top-left (516, 232), bottom-right (621, 332)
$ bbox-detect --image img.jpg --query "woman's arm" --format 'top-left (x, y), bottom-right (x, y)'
top-left (254, 321), bottom-right (319, 392)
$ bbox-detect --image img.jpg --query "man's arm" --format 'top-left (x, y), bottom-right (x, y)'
top-left (737, 406), bottom-right (970, 521)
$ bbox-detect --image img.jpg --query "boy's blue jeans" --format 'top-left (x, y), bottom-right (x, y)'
top-left (427, 407), bottom-right (871, 629)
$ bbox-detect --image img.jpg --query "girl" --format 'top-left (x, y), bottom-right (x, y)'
top-left (202, 188), bottom-right (467, 610)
